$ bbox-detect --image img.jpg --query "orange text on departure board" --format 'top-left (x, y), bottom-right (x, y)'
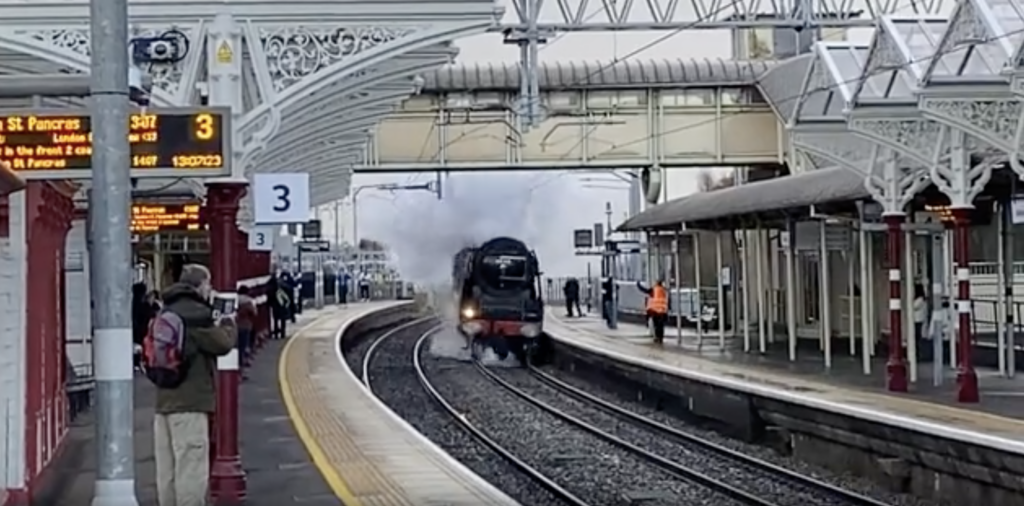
top-left (0, 112), bottom-right (221, 171)
top-left (130, 203), bottom-right (201, 233)
top-left (0, 115), bottom-right (158, 162)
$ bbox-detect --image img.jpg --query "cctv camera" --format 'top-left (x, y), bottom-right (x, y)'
top-left (146, 40), bottom-right (176, 61)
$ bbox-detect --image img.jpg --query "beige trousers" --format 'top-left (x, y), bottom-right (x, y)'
top-left (154, 412), bottom-right (210, 506)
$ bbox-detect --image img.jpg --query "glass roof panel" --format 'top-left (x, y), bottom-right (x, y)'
top-left (931, 0), bottom-right (1005, 78)
top-left (822, 45), bottom-right (870, 103)
top-left (889, 18), bottom-right (951, 78)
top-left (981, 0), bottom-right (1024, 57)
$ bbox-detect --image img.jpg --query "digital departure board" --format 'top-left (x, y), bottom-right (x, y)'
top-left (131, 203), bottom-right (203, 233)
top-left (0, 107), bottom-right (231, 180)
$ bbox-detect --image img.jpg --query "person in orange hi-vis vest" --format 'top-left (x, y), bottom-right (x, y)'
top-left (637, 279), bottom-right (669, 343)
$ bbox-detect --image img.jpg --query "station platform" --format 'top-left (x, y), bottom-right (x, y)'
top-left (279, 301), bottom-right (518, 506)
top-left (34, 306), bottom-right (341, 505)
top-left (544, 310), bottom-right (1024, 449)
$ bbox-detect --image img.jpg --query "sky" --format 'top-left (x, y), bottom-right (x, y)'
top-left (321, 0), bottom-right (931, 282)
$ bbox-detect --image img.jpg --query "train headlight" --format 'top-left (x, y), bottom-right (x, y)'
top-left (521, 323), bottom-right (541, 338)
top-left (461, 307), bottom-right (476, 319)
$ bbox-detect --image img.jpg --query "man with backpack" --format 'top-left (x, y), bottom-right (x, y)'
top-left (145, 264), bottom-right (236, 506)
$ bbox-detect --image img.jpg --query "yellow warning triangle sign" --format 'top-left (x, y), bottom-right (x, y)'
top-left (216, 41), bottom-right (233, 64)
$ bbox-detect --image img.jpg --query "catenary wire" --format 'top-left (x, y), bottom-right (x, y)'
top-left (561, 24), bottom-right (1024, 160)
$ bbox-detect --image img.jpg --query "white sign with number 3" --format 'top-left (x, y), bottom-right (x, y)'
top-left (247, 225), bottom-right (275, 251)
top-left (252, 173), bottom-right (310, 224)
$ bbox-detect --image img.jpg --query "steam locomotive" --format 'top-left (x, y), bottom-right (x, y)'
top-left (452, 237), bottom-right (545, 363)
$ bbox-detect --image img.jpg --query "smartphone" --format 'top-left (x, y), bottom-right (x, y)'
top-left (211, 292), bottom-right (238, 320)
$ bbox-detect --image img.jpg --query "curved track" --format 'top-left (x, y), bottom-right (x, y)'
top-left (481, 360), bottom-right (893, 506)
top-left (350, 319), bottom-right (577, 506)
top-left (356, 321), bottom-right (899, 506)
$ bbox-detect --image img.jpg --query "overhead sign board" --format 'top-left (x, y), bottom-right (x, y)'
top-left (303, 219), bottom-right (321, 240)
top-left (252, 173), bottom-right (310, 224)
top-left (130, 202), bottom-right (202, 233)
top-left (0, 107), bottom-right (231, 179)
top-left (573, 229), bottom-right (593, 249)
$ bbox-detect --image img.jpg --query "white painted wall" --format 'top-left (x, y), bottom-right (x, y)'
top-left (0, 191), bottom-right (27, 492)
top-left (65, 220), bottom-right (91, 377)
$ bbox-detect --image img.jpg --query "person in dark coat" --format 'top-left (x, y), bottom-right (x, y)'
top-left (563, 278), bottom-right (582, 317)
top-left (269, 274), bottom-right (292, 339)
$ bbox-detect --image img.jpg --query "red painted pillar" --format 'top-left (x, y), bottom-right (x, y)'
top-left (883, 213), bottom-right (908, 392)
top-left (206, 181), bottom-right (248, 504)
top-left (951, 208), bottom-right (979, 403)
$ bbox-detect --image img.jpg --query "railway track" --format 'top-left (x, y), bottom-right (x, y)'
top-left (483, 362), bottom-right (895, 506)
top-left (358, 322), bottom-right (901, 506)
top-left (352, 319), bottom-right (577, 506)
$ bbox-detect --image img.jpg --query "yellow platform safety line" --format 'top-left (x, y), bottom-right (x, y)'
top-left (278, 314), bottom-right (365, 506)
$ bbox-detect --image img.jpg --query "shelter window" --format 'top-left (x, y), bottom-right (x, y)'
top-left (475, 92), bottom-right (503, 105)
top-left (720, 88), bottom-right (758, 105)
top-left (445, 93), bottom-right (472, 108)
top-left (661, 89), bottom-right (714, 106)
top-left (615, 90), bottom-right (648, 107)
top-left (545, 91), bottom-right (580, 111)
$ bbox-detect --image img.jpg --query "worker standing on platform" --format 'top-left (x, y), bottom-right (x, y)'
top-left (151, 264), bottom-right (236, 506)
top-left (637, 279), bottom-right (669, 344)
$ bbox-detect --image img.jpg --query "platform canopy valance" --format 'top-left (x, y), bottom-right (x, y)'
top-left (618, 167), bottom-right (868, 231)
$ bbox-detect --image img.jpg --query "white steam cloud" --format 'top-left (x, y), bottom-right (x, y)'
top-left (361, 171), bottom-right (590, 286)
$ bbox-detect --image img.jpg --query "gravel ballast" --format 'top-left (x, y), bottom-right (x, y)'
top-left (537, 365), bottom-right (942, 506)
top-left (420, 331), bottom-right (747, 506)
top-left (351, 321), bottom-right (572, 506)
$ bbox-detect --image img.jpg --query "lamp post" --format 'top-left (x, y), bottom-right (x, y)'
top-left (350, 181), bottom-right (439, 273)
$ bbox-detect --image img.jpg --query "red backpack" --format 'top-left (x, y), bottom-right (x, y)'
top-left (142, 309), bottom-right (191, 388)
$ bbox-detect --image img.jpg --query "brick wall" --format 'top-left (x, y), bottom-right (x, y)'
top-left (0, 190), bottom-right (27, 495)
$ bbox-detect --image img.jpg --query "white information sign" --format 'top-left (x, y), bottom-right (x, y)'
top-left (253, 173), bottom-right (310, 224)
top-left (247, 225), bottom-right (275, 251)
top-left (1011, 198), bottom-right (1024, 225)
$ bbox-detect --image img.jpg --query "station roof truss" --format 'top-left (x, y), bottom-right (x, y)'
top-left (0, 0), bottom-right (504, 211)
top-left (793, 42), bottom-right (871, 124)
top-left (853, 16), bottom-right (950, 104)
top-left (617, 1), bottom-right (1024, 233)
top-left (420, 58), bottom-right (776, 93)
top-left (920, 0), bottom-right (1024, 85)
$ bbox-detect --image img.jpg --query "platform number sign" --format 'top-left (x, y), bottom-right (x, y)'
top-left (247, 225), bottom-right (275, 252)
top-left (253, 173), bottom-right (310, 224)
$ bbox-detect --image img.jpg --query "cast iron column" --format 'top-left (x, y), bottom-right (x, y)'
top-left (884, 213), bottom-right (908, 392)
top-left (206, 181), bottom-right (248, 503)
top-left (951, 208), bottom-right (979, 402)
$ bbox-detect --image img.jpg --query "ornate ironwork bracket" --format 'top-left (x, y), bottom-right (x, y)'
top-left (847, 117), bottom-right (940, 167)
top-left (931, 126), bottom-right (998, 208)
top-left (919, 97), bottom-right (1020, 155)
top-left (864, 146), bottom-right (929, 215)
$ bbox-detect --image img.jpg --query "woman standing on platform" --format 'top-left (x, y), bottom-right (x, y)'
top-left (913, 283), bottom-right (928, 350)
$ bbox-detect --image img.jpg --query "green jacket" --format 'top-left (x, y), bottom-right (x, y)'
top-left (155, 283), bottom-right (235, 414)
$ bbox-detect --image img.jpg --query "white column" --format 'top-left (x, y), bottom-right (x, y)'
top-left (786, 220), bottom-right (798, 361)
top-left (741, 228), bottom-right (751, 353)
top-left (819, 220), bottom-right (832, 370)
top-left (716, 232), bottom-right (726, 350)
top-left (859, 224), bottom-right (872, 374)
top-left (756, 223), bottom-right (767, 354)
